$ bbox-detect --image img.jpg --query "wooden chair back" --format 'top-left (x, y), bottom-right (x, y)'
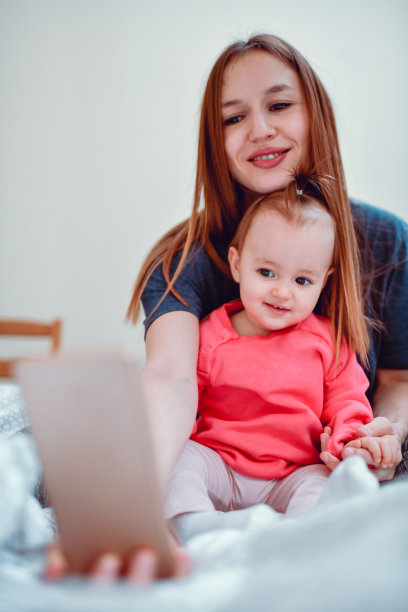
top-left (0, 318), bottom-right (62, 378)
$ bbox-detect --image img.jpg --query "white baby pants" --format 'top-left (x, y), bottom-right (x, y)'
top-left (165, 440), bottom-right (331, 519)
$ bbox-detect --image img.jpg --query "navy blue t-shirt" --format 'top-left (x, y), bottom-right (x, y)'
top-left (142, 200), bottom-right (408, 401)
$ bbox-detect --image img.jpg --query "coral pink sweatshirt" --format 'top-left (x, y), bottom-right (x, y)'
top-left (191, 300), bottom-right (373, 479)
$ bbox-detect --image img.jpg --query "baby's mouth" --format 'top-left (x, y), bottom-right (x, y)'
top-left (267, 303), bottom-right (290, 312)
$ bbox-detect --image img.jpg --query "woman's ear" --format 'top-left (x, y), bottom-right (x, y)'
top-left (228, 246), bottom-right (241, 283)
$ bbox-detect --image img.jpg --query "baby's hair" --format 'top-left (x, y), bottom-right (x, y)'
top-left (230, 175), bottom-right (336, 255)
top-left (230, 174), bottom-right (368, 367)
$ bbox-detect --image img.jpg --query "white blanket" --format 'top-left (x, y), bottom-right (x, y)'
top-left (0, 430), bottom-right (407, 612)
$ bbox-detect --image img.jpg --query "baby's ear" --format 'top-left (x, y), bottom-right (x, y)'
top-left (228, 246), bottom-right (241, 283)
top-left (323, 267), bottom-right (334, 287)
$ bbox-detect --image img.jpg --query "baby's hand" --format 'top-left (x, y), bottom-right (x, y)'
top-left (342, 434), bottom-right (401, 470)
top-left (320, 426), bottom-right (373, 471)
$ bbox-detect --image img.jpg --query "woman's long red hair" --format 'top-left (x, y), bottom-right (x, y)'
top-left (126, 34), bottom-right (369, 364)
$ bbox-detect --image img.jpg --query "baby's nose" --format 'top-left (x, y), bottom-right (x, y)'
top-left (271, 279), bottom-right (291, 299)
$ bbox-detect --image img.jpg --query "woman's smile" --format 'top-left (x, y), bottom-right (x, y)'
top-left (248, 147), bottom-right (289, 169)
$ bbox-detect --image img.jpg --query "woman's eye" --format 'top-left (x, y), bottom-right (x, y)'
top-left (270, 102), bottom-right (290, 112)
top-left (223, 114), bottom-right (244, 126)
top-left (296, 277), bottom-right (311, 286)
top-left (259, 269), bottom-right (275, 278)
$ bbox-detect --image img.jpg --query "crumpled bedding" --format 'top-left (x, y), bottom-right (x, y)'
top-left (0, 389), bottom-right (407, 612)
top-left (0, 383), bottom-right (29, 438)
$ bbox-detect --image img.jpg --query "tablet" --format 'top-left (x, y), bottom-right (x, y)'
top-left (14, 349), bottom-right (174, 577)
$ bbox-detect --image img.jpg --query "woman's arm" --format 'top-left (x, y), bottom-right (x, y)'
top-left (370, 369), bottom-right (408, 445)
top-left (142, 310), bottom-right (200, 487)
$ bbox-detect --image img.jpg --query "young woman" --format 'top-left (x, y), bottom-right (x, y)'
top-left (47, 34), bottom-right (408, 582)
top-left (128, 34), bottom-right (407, 481)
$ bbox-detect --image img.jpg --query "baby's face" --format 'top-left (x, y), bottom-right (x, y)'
top-left (228, 209), bottom-right (334, 335)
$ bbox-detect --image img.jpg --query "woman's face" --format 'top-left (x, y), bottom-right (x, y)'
top-left (221, 50), bottom-right (309, 194)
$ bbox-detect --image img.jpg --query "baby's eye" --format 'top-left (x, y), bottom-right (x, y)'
top-left (258, 268), bottom-right (275, 278)
top-left (223, 114), bottom-right (244, 126)
top-left (296, 277), bottom-right (311, 286)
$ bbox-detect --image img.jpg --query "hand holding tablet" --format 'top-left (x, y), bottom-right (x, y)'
top-left (14, 349), bottom-right (179, 579)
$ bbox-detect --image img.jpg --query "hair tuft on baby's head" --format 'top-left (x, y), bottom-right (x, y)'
top-left (230, 172), bottom-right (336, 254)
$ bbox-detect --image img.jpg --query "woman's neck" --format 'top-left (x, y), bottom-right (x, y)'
top-left (235, 183), bottom-right (259, 215)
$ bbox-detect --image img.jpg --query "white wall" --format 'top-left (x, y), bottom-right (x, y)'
top-left (1, 0), bottom-right (407, 359)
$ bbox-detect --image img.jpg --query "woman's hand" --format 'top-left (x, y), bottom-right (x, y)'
top-left (44, 532), bottom-right (192, 584)
top-left (341, 417), bottom-right (403, 481)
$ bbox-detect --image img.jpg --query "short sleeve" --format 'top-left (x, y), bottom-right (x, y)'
top-left (375, 218), bottom-right (408, 369)
top-left (351, 201), bottom-right (408, 396)
top-left (141, 243), bottom-right (238, 334)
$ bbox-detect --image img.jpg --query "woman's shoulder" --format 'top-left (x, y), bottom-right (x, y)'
top-left (141, 240), bottom-right (239, 331)
top-left (350, 198), bottom-right (407, 239)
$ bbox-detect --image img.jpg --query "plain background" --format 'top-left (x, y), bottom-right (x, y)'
top-left (1, 0), bottom-right (407, 360)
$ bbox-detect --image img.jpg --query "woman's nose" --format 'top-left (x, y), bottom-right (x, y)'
top-left (249, 111), bottom-right (277, 142)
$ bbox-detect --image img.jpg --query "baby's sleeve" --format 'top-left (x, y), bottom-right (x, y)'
top-left (322, 343), bottom-right (373, 459)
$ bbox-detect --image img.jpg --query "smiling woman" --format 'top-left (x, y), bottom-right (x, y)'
top-left (128, 31), bottom-right (407, 477)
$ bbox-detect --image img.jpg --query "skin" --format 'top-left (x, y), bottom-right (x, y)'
top-left (47, 48), bottom-right (408, 582)
top-left (228, 207), bottom-right (334, 336)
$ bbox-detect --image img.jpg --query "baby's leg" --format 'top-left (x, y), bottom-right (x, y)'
top-left (164, 440), bottom-right (233, 521)
top-left (267, 464), bottom-right (331, 515)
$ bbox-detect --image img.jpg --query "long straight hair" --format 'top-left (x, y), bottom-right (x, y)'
top-left (126, 34), bottom-right (369, 363)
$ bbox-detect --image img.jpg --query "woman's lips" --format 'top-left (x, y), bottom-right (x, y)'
top-left (248, 148), bottom-right (289, 169)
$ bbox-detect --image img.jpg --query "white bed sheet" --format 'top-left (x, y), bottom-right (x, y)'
top-left (0, 432), bottom-right (407, 612)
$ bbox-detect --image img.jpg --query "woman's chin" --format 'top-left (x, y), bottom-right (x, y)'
top-left (241, 173), bottom-right (294, 196)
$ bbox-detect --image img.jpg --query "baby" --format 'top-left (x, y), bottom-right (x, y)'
top-left (165, 180), bottom-right (392, 521)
